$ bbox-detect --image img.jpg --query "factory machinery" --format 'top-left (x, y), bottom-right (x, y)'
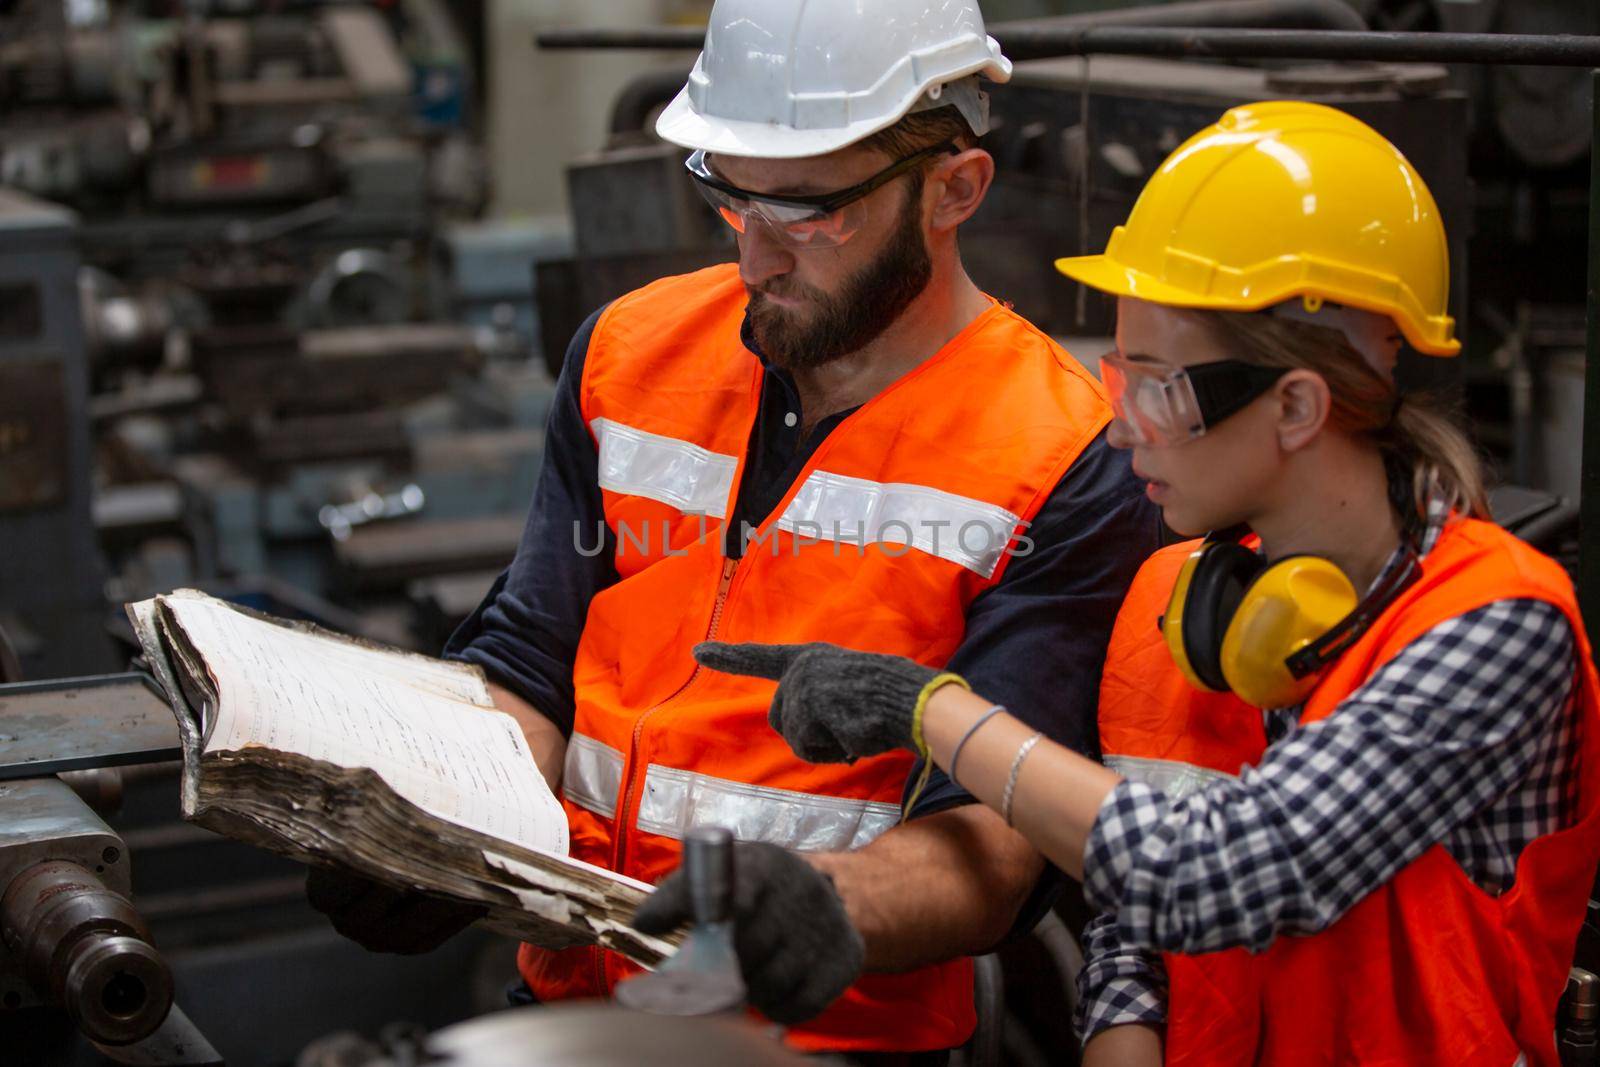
top-left (4, 0), bottom-right (1600, 1063)
top-left (0, 1), bottom-right (572, 1062)
top-left (1, 0), bottom-right (574, 687)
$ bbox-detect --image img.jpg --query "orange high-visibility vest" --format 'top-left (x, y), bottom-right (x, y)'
top-left (1098, 518), bottom-right (1600, 1066)
top-left (524, 264), bottom-right (1113, 1053)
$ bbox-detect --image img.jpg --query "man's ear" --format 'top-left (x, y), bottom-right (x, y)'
top-left (1275, 369), bottom-right (1331, 453)
top-left (928, 148), bottom-right (994, 233)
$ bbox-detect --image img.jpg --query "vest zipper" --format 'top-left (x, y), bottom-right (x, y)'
top-left (598, 555), bottom-right (739, 992)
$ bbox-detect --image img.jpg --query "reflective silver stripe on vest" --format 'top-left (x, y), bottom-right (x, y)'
top-left (591, 416), bottom-right (738, 518)
top-left (1104, 754), bottom-right (1237, 801)
top-left (637, 764), bottom-right (900, 853)
top-left (561, 735), bottom-right (900, 853)
top-left (562, 733), bottom-right (625, 819)
top-left (773, 469), bottom-right (1023, 579)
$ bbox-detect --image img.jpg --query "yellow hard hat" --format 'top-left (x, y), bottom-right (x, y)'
top-left (1055, 100), bottom-right (1458, 356)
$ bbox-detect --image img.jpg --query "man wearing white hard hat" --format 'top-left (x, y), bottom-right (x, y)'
top-left (313, 0), bottom-right (1158, 1058)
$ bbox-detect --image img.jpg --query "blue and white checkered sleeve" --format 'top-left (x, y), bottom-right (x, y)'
top-left (1082, 598), bottom-right (1574, 956)
top-left (1074, 910), bottom-right (1168, 1047)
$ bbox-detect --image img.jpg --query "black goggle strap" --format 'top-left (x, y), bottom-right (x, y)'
top-left (1184, 361), bottom-right (1292, 432)
top-left (686, 141), bottom-right (958, 215)
top-left (1284, 545), bottom-right (1422, 679)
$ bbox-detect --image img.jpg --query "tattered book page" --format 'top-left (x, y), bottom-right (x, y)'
top-left (156, 591), bottom-right (568, 857)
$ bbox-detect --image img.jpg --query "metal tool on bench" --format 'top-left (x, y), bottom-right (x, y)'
top-left (614, 826), bottom-right (746, 1017)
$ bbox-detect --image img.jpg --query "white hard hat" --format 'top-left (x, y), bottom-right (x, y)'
top-left (655, 0), bottom-right (1013, 160)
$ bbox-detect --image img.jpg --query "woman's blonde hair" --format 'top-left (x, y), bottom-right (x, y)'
top-left (1189, 309), bottom-right (1490, 531)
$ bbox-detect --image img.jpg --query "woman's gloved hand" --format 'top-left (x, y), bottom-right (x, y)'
top-left (632, 841), bottom-right (864, 1025)
top-left (692, 641), bottom-right (967, 763)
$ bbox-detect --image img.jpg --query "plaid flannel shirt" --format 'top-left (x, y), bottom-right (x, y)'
top-left (1076, 507), bottom-right (1579, 1044)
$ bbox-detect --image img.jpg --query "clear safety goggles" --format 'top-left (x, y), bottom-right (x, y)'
top-left (1100, 352), bottom-right (1290, 447)
top-left (685, 142), bottom-right (956, 250)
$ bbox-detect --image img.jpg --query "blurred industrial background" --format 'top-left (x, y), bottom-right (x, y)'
top-left (1, 0), bottom-right (1597, 1063)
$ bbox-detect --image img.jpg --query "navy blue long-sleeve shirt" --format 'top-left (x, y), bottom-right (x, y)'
top-left (446, 306), bottom-right (1161, 821)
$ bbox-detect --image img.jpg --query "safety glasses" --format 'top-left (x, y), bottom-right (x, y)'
top-left (1100, 353), bottom-right (1290, 447)
top-left (685, 142), bottom-right (957, 250)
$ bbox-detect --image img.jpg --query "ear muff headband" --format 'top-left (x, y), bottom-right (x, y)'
top-left (1285, 547), bottom-right (1421, 678)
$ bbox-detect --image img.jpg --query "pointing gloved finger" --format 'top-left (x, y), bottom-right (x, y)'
top-left (693, 641), bottom-right (809, 681)
top-left (631, 871), bottom-right (692, 936)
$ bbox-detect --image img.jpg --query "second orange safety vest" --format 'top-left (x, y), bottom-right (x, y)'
top-left (522, 264), bottom-right (1114, 1054)
top-left (1098, 518), bottom-right (1600, 1066)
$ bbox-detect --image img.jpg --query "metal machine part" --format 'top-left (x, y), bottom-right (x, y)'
top-left (305, 248), bottom-right (411, 329)
top-left (0, 187), bottom-right (112, 680)
top-left (1562, 968), bottom-right (1599, 1067)
top-left (318, 483), bottom-right (426, 541)
top-left (352, 1003), bottom-right (810, 1067)
top-left (1483, 0), bottom-right (1600, 170)
top-left (1, 859), bottom-right (172, 1045)
top-left (0, 778), bottom-right (171, 1045)
top-left (615, 827), bottom-right (746, 1018)
top-left (566, 142), bottom-right (728, 259)
top-left (0, 674), bottom-right (181, 783)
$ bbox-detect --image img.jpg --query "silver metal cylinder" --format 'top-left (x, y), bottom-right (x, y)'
top-left (0, 859), bottom-right (172, 1045)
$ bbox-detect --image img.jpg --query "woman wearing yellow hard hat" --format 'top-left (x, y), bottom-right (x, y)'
top-left (690, 100), bottom-right (1600, 1065)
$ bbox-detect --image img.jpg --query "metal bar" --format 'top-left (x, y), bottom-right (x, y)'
top-left (1582, 69), bottom-right (1600, 634)
top-left (537, 26), bottom-right (1600, 67)
top-left (997, 28), bottom-right (1600, 65)
top-left (537, 26), bottom-right (701, 49)
top-left (0, 673), bottom-right (181, 781)
top-left (996, 0), bottom-right (1365, 34)
top-left (536, 0), bottom-right (1368, 52)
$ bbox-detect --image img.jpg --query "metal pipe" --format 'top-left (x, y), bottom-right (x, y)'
top-left (998, 0), bottom-right (1365, 34)
top-left (538, 0), bottom-right (1366, 52)
top-left (992, 28), bottom-right (1600, 65)
top-left (1582, 69), bottom-right (1600, 634)
top-left (538, 25), bottom-right (1600, 67)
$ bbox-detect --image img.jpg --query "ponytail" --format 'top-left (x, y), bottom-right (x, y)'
top-left (1385, 392), bottom-right (1490, 523)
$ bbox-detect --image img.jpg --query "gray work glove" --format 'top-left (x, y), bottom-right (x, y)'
top-left (306, 866), bottom-right (485, 955)
top-left (631, 841), bottom-right (865, 1025)
top-left (692, 641), bottom-right (967, 763)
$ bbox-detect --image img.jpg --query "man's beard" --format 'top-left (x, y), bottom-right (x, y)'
top-left (746, 184), bottom-right (934, 372)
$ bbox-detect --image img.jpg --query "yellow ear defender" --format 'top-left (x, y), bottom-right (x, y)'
top-left (1161, 527), bottom-right (1421, 708)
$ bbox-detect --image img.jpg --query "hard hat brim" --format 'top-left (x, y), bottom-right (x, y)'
top-left (1053, 253), bottom-right (1461, 357)
top-left (655, 88), bottom-right (890, 159)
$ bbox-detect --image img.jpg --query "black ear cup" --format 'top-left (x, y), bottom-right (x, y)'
top-left (1181, 541), bottom-right (1266, 691)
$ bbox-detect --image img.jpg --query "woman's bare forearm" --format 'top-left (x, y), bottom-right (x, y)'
top-left (1083, 1023), bottom-right (1163, 1067)
top-left (919, 683), bottom-right (1121, 879)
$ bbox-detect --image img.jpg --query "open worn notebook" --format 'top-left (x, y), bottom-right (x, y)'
top-left (126, 589), bottom-right (670, 965)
